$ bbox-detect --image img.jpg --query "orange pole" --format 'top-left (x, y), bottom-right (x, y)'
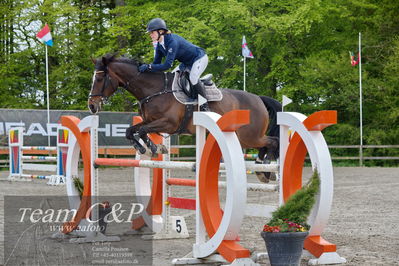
top-left (94, 158), bottom-right (140, 167)
top-left (166, 178), bottom-right (196, 187)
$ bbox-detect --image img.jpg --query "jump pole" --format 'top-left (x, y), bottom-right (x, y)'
top-left (94, 158), bottom-right (277, 172)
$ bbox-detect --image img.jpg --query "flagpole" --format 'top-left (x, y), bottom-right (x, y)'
top-left (359, 32), bottom-right (363, 166)
top-left (243, 56), bottom-right (246, 91)
top-left (45, 44), bottom-right (50, 147)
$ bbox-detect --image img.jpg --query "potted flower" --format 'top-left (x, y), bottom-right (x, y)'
top-left (261, 170), bottom-right (320, 266)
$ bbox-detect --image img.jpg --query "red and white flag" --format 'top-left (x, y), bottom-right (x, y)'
top-left (242, 36), bottom-right (254, 58)
top-left (36, 24), bottom-right (53, 47)
top-left (349, 51), bottom-right (359, 66)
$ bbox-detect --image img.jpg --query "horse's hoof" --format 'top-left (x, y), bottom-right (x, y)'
top-left (269, 172), bottom-right (277, 181)
top-left (255, 158), bottom-right (270, 183)
top-left (141, 148), bottom-right (153, 157)
top-left (255, 172), bottom-right (270, 183)
top-left (260, 158), bottom-right (277, 181)
top-left (139, 147), bottom-right (147, 155)
top-left (156, 144), bottom-right (168, 154)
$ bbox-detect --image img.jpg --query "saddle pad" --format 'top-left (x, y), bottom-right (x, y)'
top-left (172, 74), bottom-right (223, 105)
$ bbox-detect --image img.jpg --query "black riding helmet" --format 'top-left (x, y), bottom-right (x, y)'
top-left (146, 18), bottom-right (168, 32)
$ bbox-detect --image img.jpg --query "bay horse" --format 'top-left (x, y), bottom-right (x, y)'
top-left (88, 54), bottom-right (281, 182)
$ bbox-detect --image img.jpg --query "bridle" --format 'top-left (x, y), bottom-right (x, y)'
top-left (89, 69), bottom-right (118, 102)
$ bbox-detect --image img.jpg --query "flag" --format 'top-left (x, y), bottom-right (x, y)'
top-left (36, 24), bottom-right (53, 47)
top-left (349, 51), bottom-right (359, 66)
top-left (282, 95), bottom-right (293, 107)
top-left (242, 36), bottom-right (254, 58)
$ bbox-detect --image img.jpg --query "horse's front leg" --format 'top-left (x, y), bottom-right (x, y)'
top-left (125, 124), bottom-right (147, 154)
top-left (137, 118), bottom-right (176, 157)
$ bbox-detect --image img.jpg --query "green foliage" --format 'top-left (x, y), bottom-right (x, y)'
top-left (73, 177), bottom-right (84, 198)
top-left (268, 170), bottom-right (320, 228)
top-left (0, 0), bottom-right (398, 165)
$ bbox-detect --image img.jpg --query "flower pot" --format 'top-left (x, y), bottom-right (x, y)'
top-left (261, 231), bottom-right (309, 266)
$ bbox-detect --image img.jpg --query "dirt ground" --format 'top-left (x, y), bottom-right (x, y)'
top-left (0, 167), bottom-right (398, 265)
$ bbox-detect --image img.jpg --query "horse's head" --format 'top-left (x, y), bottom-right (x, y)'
top-left (88, 54), bottom-right (120, 114)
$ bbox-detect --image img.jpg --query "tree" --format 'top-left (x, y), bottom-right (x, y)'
top-left (0, 0), bottom-right (398, 164)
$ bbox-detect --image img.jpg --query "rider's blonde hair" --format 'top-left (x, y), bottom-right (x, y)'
top-left (160, 29), bottom-right (172, 35)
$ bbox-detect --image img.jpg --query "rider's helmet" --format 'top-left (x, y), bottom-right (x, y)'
top-left (146, 18), bottom-right (168, 32)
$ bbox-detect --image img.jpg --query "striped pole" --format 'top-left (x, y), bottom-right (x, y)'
top-left (21, 156), bottom-right (57, 161)
top-left (166, 177), bottom-right (277, 192)
top-left (22, 146), bottom-right (57, 151)
top-left (94, 158), bottom-right (278, 172)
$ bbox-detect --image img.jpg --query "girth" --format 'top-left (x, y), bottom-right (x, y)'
top-left (173, 104), bottom-right (194, 135)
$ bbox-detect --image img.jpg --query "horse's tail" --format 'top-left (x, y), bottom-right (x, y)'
top-left (259, 96), bottom-right (282, 139)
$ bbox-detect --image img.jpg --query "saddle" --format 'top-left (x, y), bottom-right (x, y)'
top-left (172, 71), bottom-right (223, 105)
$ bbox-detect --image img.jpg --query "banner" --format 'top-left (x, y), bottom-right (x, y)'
top-left (0, 109), bottom-right (136, 146)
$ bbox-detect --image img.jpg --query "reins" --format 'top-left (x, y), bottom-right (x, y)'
top-left (90, 68), bottom-right (177, 108)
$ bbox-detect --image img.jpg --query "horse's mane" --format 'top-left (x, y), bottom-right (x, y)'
top-left (115, 57), bottom-right (141, 66)
top-left (95, 53), bottom-right (142, 70)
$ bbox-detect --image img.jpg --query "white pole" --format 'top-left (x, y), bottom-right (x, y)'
top-left (45, 45), bottom-right (50, 147)
top-left (359, 32), bottom-right (363, 166)
top-left (243, 56), bottom-right (246, 91)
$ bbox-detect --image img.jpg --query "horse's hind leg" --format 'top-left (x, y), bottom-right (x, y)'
top-left (254, 152), bottom-right (269, 183)
top-left (136, 119), bottom-right (173, 157)
top-left (258, 136), bottom-right (279, 161)
top-left (140, 134), bottom-right (168, 157)
top-left (254, 136), bottom-right (279, 183)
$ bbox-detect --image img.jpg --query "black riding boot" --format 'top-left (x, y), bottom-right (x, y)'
top-left (193, 82), bottom-right (210, 111)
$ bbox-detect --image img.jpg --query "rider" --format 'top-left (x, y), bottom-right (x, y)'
top-left (138, 18), bottom-right (210, 111)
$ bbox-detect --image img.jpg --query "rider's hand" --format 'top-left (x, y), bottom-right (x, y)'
top-left (138, 64), bottom-right (150, 73)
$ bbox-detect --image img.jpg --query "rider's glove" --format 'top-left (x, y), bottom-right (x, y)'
top-left (138, 64), bottom-right (151, 73)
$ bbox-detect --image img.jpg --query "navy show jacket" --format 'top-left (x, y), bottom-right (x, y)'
top-left (151, 33), bottom-right (205, 72)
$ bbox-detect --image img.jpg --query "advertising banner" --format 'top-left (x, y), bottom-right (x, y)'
top-left (0, 109), bottom-right (136, 146)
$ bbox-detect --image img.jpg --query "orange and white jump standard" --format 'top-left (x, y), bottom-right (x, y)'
top-left (278, 111), bottom-right (346, 265)
top-left (52, 115), bottom-right (120, 243)
top-left (57, 109), bottom-right (346, 265)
